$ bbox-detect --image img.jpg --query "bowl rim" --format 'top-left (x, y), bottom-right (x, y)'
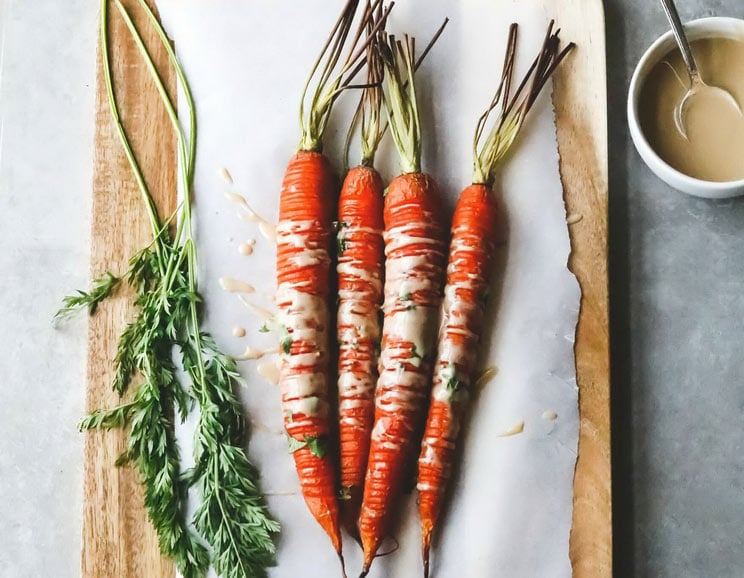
top-left (627, 16), bottom-right (744, 193)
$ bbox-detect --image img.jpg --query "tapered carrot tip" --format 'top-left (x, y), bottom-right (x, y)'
top-left (422, 523), bottom-right (433, 578)
top-left (358, 569), bottom-right (370, 578)
top-left (338, 552), bottom-right (348, 578)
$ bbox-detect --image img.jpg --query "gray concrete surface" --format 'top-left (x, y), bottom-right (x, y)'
top-left (609, 1), bottom-right (744, 577)
top-left (0, 1), bottom-right (95, 577)
top-left (1, 1), bottom-right (744, 577)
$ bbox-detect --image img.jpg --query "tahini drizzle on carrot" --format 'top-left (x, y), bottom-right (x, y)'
top-left (358, 33), bottom-right (449, 577)
top-left (276, 1), bottom-right (391, 573)
top-left (417, 22), bottom-right (574, 578)
top-left (336, 5), bottom-right (387, 540)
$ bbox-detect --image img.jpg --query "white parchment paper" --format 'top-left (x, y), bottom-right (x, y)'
top-left (156, 1), bottom-right (581, 576)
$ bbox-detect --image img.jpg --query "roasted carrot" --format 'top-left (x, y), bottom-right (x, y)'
top-left (336, 7), bottom-right (387, 539)
top-left (276, 1), bottom-right (391, 571)
top-left (336, 164), bottom-right (385, 538)
top-left (358, 34), bottom-right (448, 577)
top-left (417, 22), bottom-right (574, 578)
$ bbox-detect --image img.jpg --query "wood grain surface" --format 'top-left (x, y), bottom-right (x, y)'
top-left (83, 1), bottom-right (176, 576)
top-left (83, 1), bottom-right (610, 577)
top-left (547, 2), bottom-right (612, 577)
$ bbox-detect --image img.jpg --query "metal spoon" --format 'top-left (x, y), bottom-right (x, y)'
top-left (659, 0), bottom-right (742, 139)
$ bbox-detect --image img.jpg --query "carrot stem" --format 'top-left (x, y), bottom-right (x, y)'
top-left (472, 21), bottom-right (575, 186)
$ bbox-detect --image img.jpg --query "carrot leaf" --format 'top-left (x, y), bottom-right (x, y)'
top-left (305, 435), bottom-right (328, 459)
top-left (55, 270), bottom-right (120, 322)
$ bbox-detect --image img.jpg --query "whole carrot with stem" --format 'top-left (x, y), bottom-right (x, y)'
top-left (276, 1), bottom-right (392, 572)
top-left (338, 13), bottom-right (450, 540)
top-left (336, 4), bottom-right (387, 540)
top-left (417, 22), bottom-right (574, 578)
top-left (358, 33), bottom-right (449, 577)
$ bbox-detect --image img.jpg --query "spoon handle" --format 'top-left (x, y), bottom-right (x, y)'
top-left (659, 0), bottom-right (699, 75)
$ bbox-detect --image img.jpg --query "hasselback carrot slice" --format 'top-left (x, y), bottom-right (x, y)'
top-left (336, 11), bottom-right (387, 538)
top-left (276, 1), bottom-right (392, 572)
top-left (417, 22), bottom-right (575, 578)
top-left (358, 34), bottom-right (448, 577)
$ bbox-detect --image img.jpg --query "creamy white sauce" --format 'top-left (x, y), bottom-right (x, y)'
top-left (337, 300), bottom-right (380, 341)
top-left (236, 345), bottom-right (277, 360)
top-left (219, 167), bottom-right (234, 185)
top-left (475, 366), bottom-right (499, 390)
top-left (219, 277), bottom-right (255, 294)
top-left (287, 248), bottom-right (330, 269)
top-left (277, 220), bottom-right (317, 247)
top-left (257, 360), bottom-right (281, 385)
top-left (232, 326), bottom-right (247, 338)
top-left (226, 191), bottom-right (277, 242)
top-left (371, 221), bottom-right (446, 450)
top-left (498, 421), bottom-right (525, 437)
top-left (276, 219), bottom-right (331, 428)
top-left (238, 240), bottom-right (256, 256)
top-left (237, 295), bottom-right (275, 321)
top-left (542, 410), bottom-right (558, 421)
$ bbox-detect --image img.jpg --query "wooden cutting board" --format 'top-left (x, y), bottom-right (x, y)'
top-left (82, 1), bottom-right (610, 576)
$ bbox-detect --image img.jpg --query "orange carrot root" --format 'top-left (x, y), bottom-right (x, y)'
top-left (337, 165), bottom-right (385, 539)
top-left (358, 172), bottom-right (448, 570)
top-left (277, 151), bottom-right (342, 557)
top-left (417, 20), bottom-right (574, 573)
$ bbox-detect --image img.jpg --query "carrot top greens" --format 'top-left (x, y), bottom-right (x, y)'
top-left (298, 0), bottom-right (392, 153)
top-left (344, 0), bottom-right (387, 168)
top-left (380, 34), bottom-right (422, 174)
top-left (378, 20), bottom-right (448, 175)
top-left (472, 21), bottom-right (575, 186)
top-left (57, 2), bottom-right (278, 577)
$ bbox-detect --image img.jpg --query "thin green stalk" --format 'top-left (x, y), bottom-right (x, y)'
top-left (472, 21), bottom-right (574, 186)
top-left (100, 0), bottom-right (161, 241)
top-left (59, 2), bottom-right (280, 578)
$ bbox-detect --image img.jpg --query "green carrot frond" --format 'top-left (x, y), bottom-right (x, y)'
top-left (66, 2), bottom-right (280, 577)
top-left (55, 271), bottom-right (120, 322)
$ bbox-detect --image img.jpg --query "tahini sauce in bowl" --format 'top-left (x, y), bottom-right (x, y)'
top-left (639, 37), bottom-right (744, 183)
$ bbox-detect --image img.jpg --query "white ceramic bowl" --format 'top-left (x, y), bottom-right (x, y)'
top-left (628, 17), bottom-right (744, 199)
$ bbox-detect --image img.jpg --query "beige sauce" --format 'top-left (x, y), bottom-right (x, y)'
top-left (219, 277), bottom-right (255, 294)
top-left (640, 37), bottom-right (744, 182)
top-left (257, 360), bottom-right (281, 385)
top-left (238, 239), bottom-right (256, 256)
top-left (236, 345), bottom-right (277, 361)
top-left (220, 167), bottom-right (234, 185)
top-left (237, 295), bottom-right (275, 321)
top-left (225, 191), bottom-right (278, 242)
top-left (232, 326), bottom-right (247, 338)
top-left (498, 420), bottom-right (525, 437)
top-left (542, 410), bottom-right (558, 421)
top-left (475, 366), bottom-right (499, 391)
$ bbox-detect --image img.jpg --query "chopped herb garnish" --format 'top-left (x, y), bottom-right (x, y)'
top-left (286, 435), bottom-right (307, 453)
top-left (281, 335), bottom-right (292, 354)
top-left (306, 435), bottom-right (327, 458)
top-left (338, 486), bottom-right (352, 501)
top-left (259, 323), bottom-right (270, 333)
top-left (286, 434), bottom-right (326, 459)
top-left (442, 364), bottom-right (463, 392)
